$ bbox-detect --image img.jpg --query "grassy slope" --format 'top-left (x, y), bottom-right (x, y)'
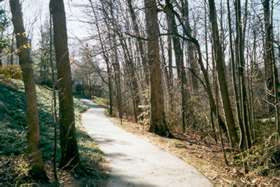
top-left (0, 79), bottom-right (107, 186)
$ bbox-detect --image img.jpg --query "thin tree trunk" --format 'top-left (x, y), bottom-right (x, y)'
top-left (89, 0), bottom-right (113, 116)
top-left (10, 34), bottom-right (14, 65)
top-left (235, 0), bottom-right (251, 149)
top-left (9, 0), bottom-right (48, 180)
top-left (263, 0), bottom-right (278, 104)
top-left (204, 0), bottom-right (217, 142)
top-left (215, 58), bottom-right (228, 165)
top-left (182, 0), bottom-right (199, 92)
top-left (112, 38), bottom-right (123, 120)
top-left (49, 14), bottom-right (58, 182)
top-left (108, 70), bottom-right (113, 116)
top-left (166, 1), bottom-right (226, 137)
top-left (120, 39), bottom-right (140, 122)
top-left (0, 48), bottom-right (2, 67)
top-left (263, 0), bottom-right (280, 134)
top-left (208, 0), bottom-right (239, 147)
top-left (167, 23), bottom-right (174, 108)
top-left (159, 36), bottom-right (171, 108)
top-left (126, 0), bottom-right (149, 85)
top-left (110, 19), bottom-right (140, 122)
top-left (50, 0), bottom-right (80, 169)
top-left (271, 0), bottom-right (280, 135)
top-left (105, 1), bottom-right (123, 121)
top-left (227, 0), bottom-right (243, 147)
top-left (166, 0), bottom-right (189, 132)
top-left (115, 2), bottom-right (142, 122)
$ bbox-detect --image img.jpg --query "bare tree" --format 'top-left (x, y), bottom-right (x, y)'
top-left (126, 0), bottom-right (149, 85)
top-left (235, 0), bottom-right (252, 149)
top-left (208, 0), bottom-right (239, 147)
top-left (89, 0), bottom-right (114, 116)
top-left (165, 0), bottom-right (189, 132)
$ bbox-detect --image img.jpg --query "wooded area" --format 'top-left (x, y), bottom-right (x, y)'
top-left (1, 0), bottom-right (280, 185)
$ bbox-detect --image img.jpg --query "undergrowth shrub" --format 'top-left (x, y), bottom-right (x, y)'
top-left (187, 94), bottom-right (210, 130)
top-left (0, 65), bottom-right (22, 80)
top-left (234, 133), bottom-right (280, 176)
top-left (165, 86), bottom-right (211, 134)
top-left (93, 96), bottom-right (108, 107)
top-left (138, 105), bottom-right (150, 127)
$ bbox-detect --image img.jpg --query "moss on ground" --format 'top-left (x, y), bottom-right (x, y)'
top-left (0, 79), bottom-right (107, 186)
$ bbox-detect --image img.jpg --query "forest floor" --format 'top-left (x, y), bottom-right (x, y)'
top-left (81, 99), bottom-right (212, 187)
top-left (0, 79), bottom-right (108, 186)
top-left (110, 118), bottom-right (280, 186)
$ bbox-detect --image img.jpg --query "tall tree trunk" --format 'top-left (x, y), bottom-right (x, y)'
top-left (263, 0), bottom-right (280, 134)
top-left (144, 0), bottom-right (171, 137)
top-left (204, 0), bottom-right (217, 142)
top-left (107, 66), bottom-right (113, 116)
top-left (119, 37), bottom-right (140, 122)
top-left (89, 0), bottom-right (113, 116)
top-left (105, 1), bottom-right (123, 120)
top-left (126, 0), bottom-right (149, 85)
top-left (112, 35), bottom-right (123, 120)
top-left (182, 0), bottom-right (199, 92)
top-left (108, 11), bottom-right (141, 122)
top-left (167, 0), bottom-right (226, 137)
top-left (10, 34), bottom-right (14, 65)
top-left (50, 0), bottom-right (80, 169)
top-left (227, 0), bottom-right (243, 145)
top-left (167, 23), bottom-right (174, 106)
top-left (213, 44), bottom-right (228, 165)
top-left (208, 0), bottom-right (239, 147)
top-left (235, 0), bottom-right (251, 149)
top-left (49, 15), bottom-right (58, 182)
top-left (9, 0), bottom-right (47, 180)
top-left (159, 36), bottom-right (170, 98)
top-left (161, 22), bottom-right (174, 114)
top-left (166, 0), bottom-right (189, 132)
top-left (0, 48), bottom-right (2, 67)
top-left (263, 0), bottom-right (278, 103)
top-left (271, 1), bottom-right (280, 134)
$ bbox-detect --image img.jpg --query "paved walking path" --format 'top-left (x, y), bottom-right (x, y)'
top-left (81, 100), bottom-right (212, 187)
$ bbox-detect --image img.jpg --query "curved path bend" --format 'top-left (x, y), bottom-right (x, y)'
top-left (81, 100), bottom-right (212, 187)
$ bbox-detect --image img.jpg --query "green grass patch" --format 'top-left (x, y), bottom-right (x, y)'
top-left (0, 79), bottom-right (107, 186)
